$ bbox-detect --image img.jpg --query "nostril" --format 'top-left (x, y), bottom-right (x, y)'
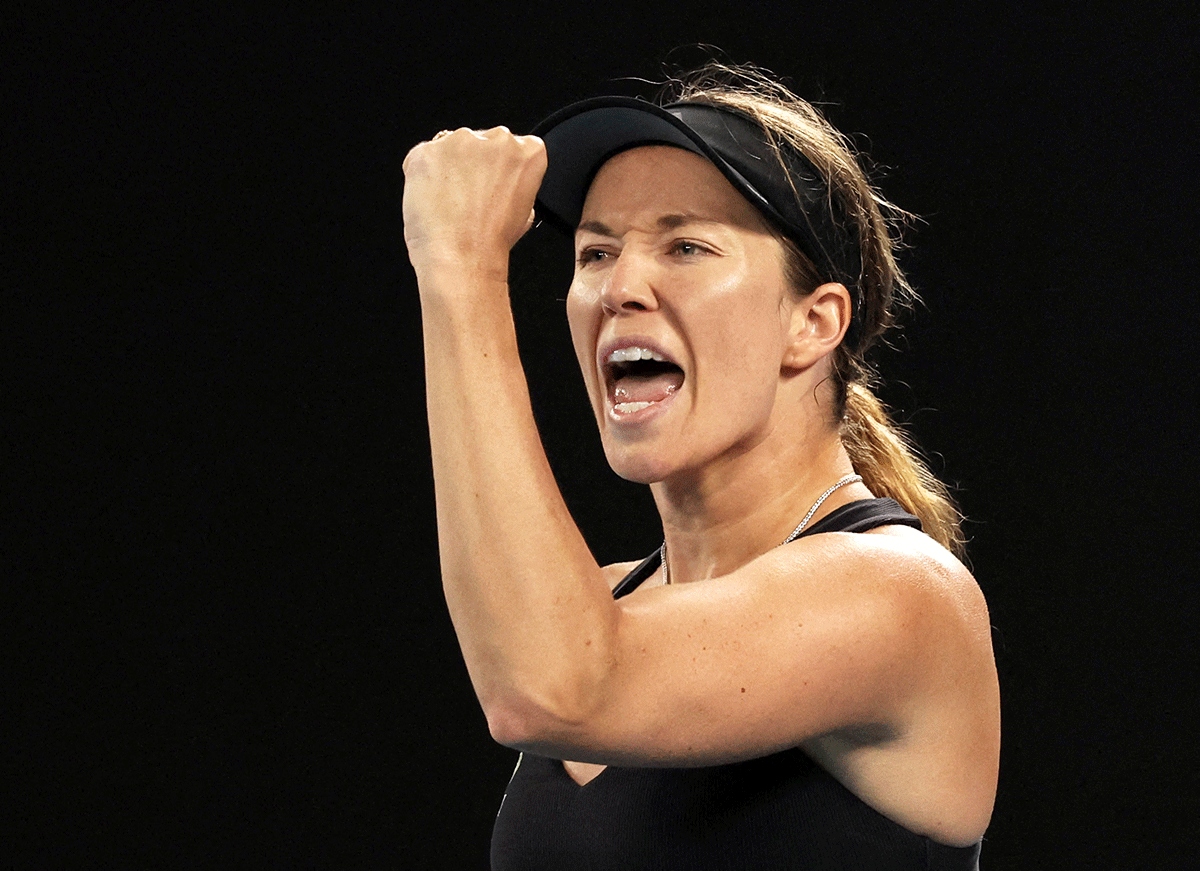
top-left (601, 296), bottom-right (651, 315)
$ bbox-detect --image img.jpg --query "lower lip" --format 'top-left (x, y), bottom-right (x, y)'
top-left (605, 388), bottom-right (679, 424)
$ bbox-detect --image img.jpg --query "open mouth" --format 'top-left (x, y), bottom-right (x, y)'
top-left (604, 346), bottom-right (685, 416)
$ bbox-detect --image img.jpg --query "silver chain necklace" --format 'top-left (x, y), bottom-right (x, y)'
top-left (659, 474), bottom-right (863, 585)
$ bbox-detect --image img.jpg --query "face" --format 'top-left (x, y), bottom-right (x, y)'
top-left (566, 146), bottom-right (802, 484)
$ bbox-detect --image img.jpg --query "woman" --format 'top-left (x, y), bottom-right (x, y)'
top-left (402, 65), bottom-right (1000, 869)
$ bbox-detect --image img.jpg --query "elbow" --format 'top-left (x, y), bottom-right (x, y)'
top-left (481, 682), bottom-right (603, 751)
top-left (479, 620), bottom-right (620, 750)
top-left (484, 699), bottom-right (536, 749)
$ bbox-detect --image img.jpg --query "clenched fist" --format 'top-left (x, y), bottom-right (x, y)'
top-left (402, 126), bottom-right (547, 282)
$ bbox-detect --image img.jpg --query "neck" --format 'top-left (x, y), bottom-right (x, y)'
top-left (650, 426), bottom-right (864, 585)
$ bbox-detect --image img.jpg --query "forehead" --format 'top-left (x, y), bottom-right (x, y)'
top-left (579, 145), bottom-right (772, 234)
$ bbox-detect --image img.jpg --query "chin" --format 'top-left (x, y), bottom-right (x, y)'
top-left (601, 442), bottom-right (675, 485)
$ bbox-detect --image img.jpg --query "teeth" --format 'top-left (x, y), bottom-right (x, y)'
top-left (606, 346), bottom-right (669, 364)
top-left (614, 401), bottom-right (654, 414)
top-left (614, 383), bottom-right (677, 401)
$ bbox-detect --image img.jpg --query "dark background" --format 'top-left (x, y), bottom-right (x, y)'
top-left (11, 2), bottom-right (1197, 867)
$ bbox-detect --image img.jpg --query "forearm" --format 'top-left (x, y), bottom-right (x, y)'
top-left (417, 263), bottom-right (618, 733)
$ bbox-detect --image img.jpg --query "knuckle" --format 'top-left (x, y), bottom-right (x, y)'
top-left (401, 142), bottom-right (427, 172)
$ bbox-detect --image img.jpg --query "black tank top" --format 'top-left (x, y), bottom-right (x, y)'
top-left (490, 498), bottom-right (982, 870)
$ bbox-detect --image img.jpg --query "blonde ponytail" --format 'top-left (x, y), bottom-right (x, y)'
top-left (841, 383), bottom-right (965, 558)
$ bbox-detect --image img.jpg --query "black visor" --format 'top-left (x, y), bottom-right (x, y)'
top-left (532, 96), bottom-right (863, 345)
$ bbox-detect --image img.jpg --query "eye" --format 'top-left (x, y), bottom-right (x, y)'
top-left (576, 247), bottom-right (611, 267)
top-left (670, 240), bottom-right (710, 257)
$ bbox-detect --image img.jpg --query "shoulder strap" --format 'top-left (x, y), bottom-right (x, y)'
top-left (794, 497), bottom-right (921, 539)
top-left (612, 548), bottom-right (662, 600)
top-left (611, 498), bottom-right (920, 599)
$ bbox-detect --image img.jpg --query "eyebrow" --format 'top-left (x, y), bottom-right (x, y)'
top-left (576, 213), bottom-right (713, 237)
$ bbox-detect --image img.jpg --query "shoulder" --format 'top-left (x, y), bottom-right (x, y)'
top-left (760, 524), bottom-right (995, 698)
top-left (861, 525), bottom-right (991, 644)
top-left (786, 523), bottom-right (985, 625)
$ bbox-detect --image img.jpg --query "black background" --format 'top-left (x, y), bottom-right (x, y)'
top-left (10, 2), bottom-right (1197, 867)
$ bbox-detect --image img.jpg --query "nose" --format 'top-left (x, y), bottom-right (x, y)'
top-left (598, 250), bottom-right (659, 315)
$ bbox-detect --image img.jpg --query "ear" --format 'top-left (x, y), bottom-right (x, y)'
top-left (781, 282), bottom-right (853, 370)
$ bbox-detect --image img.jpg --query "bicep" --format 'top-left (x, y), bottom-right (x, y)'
top-left (516, 533), bottom-right (967, 767)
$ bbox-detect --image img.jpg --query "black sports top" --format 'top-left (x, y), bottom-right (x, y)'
top-left (490, 498), bottom-right (983, 870)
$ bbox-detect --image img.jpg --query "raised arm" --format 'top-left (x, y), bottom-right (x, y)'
top-left (402, 127), bottom-right (621, 733)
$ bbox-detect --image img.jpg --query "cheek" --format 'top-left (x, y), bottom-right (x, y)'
top-left (689, 274), bottom-right (790, 373)
top-left (565, 283), bottom-right (599, 376)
